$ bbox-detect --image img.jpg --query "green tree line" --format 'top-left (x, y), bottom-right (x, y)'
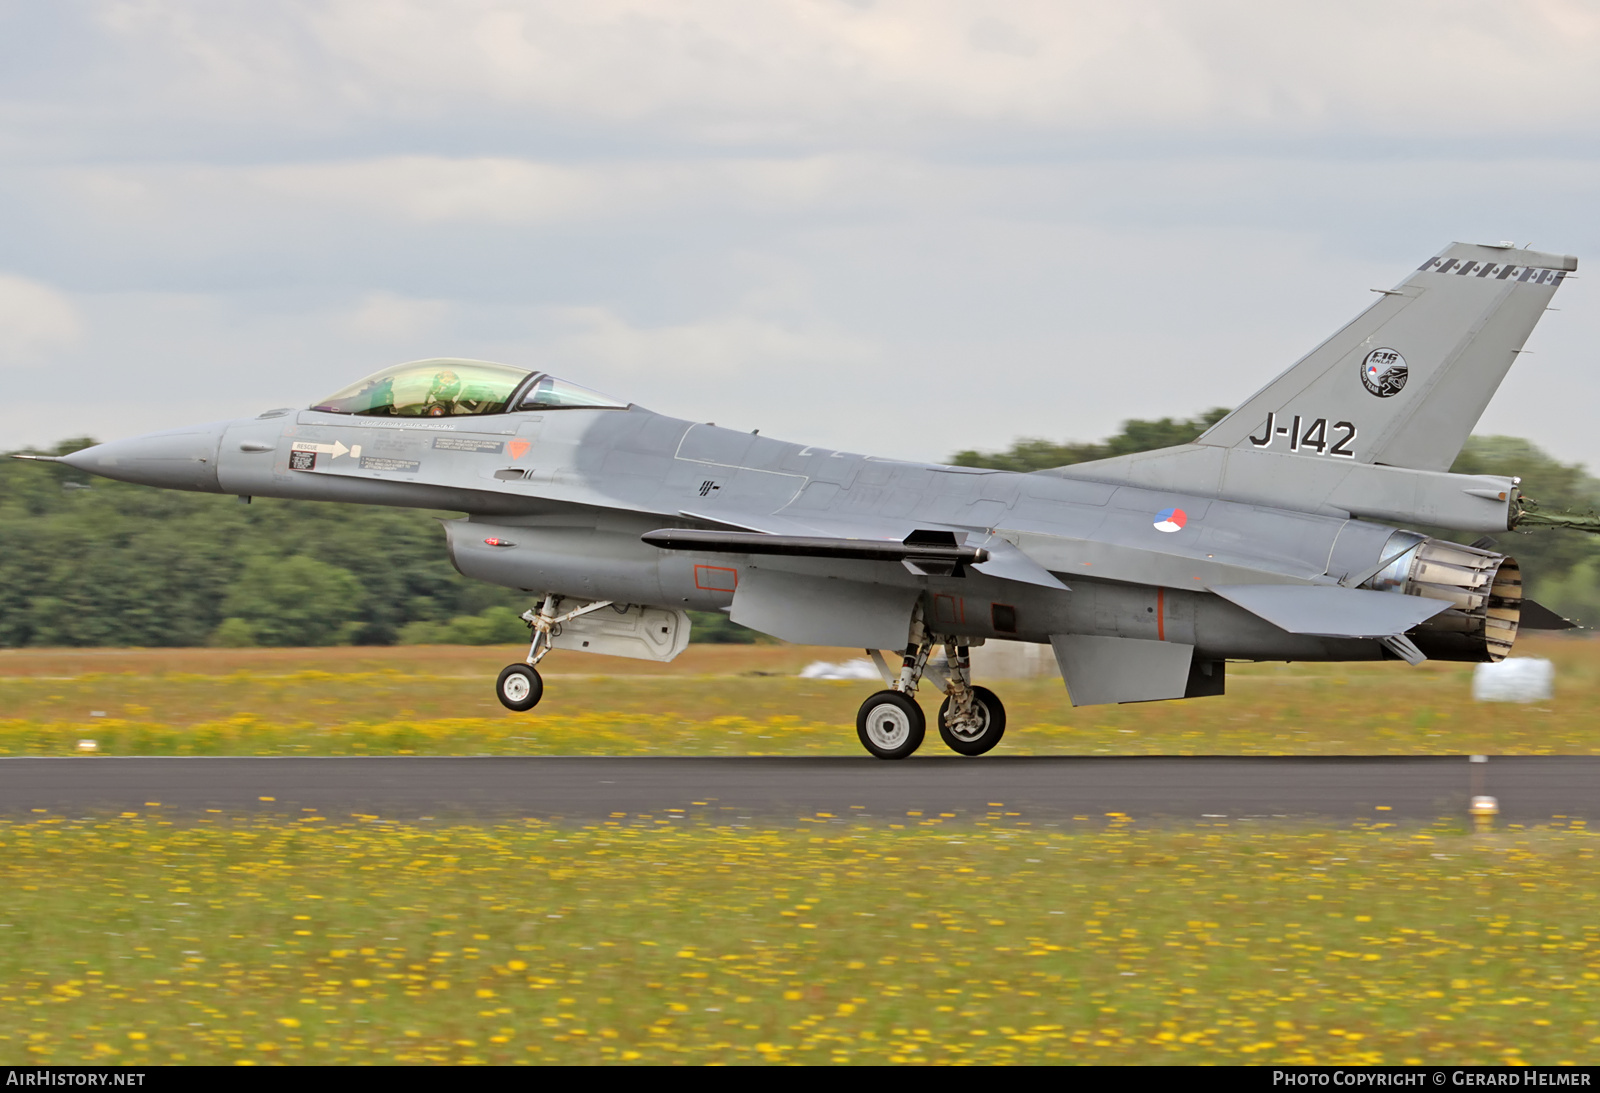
top-left (5, 419), bottom-right (1598, 648)
top-left (0, 439), bottom-right (770, 649)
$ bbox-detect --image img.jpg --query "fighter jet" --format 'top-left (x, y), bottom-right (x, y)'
top-left (20, 242), bottom-right (1579, 758)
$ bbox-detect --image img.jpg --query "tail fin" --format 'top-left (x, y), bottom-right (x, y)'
top-left (1198, 243), bottom-right (1576, 472)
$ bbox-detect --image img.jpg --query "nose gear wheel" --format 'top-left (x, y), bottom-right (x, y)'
top-left (496, 663), bottom-right (543, 711)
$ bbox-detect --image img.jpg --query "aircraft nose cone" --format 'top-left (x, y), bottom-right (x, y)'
top-left (61, 422), bottom-right (227, 493)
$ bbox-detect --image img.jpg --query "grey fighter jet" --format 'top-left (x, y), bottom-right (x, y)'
top-left (21, 242), bottom-right (1579, 758)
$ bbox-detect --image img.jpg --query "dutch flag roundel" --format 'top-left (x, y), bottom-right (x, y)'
top-left (1153, 506), bottom-right (1187, 534)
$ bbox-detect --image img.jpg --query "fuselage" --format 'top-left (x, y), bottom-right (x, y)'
top-left (62, 398), bottom-right (1516, 664)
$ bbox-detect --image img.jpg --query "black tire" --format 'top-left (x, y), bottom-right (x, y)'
top-left (496, 664), bottom-right (543, 712)
top-left (855, 690), bottom-right (925, 760)
top-left (937, 686), bottom-right (1006, 756)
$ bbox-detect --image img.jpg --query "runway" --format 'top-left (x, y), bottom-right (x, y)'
top-left (0, 755), bottom-right (1593, 823)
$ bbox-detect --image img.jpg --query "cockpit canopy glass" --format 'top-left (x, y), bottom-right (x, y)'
top-left (518, 375), bottom-right (629, 411)
top-left (311, 359), bottom-right (532, 417)
top-left (311, 360), bottom-right (630, 418)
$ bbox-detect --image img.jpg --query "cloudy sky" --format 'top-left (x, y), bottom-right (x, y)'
top-left (3, 1), bottom-right (1599, 465)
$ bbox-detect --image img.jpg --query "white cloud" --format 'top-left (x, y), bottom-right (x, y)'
top-left (253, 158), bottom-right (599, 225)
top-left (547, 306), bottom-right (877, 378)
top-left (342, 291), bottom-right (453, 343)
top-left (64, 0), bottom-right (1600, 146)
top-left (4, 4), bottom-right (1600, 471)
top-left (30, 154), bottom-right (899, 248)
top-left (0, 274), bottom-right (83, 363)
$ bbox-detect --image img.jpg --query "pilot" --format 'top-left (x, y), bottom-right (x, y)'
top-left (423, 370), bottom-right (462, 416)
top-left (359, 375), bottom-right (396, 415)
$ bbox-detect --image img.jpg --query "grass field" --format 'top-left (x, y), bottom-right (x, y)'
top-left (1, 815), bottom-right (1595, 1065)
top-left (0, 636), bottom-right (1597, 756)
top-left (2, 640), bottom-right (1598, 1066)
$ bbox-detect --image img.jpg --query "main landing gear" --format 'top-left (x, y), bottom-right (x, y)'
top-left (494, 593), bottom-right (617, 712)
top-left (855, 609), bottom-right (1006, 760)
top-left (856, 691), bottom-right (925, 760)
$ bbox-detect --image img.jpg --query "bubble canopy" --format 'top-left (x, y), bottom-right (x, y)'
top-left (310, 359), bottom-right (628, 417)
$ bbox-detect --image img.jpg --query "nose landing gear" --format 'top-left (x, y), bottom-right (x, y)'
top-left (496, 663), bottom-right (543, 711)
top-left (494, 592), bottom-right (616, 712)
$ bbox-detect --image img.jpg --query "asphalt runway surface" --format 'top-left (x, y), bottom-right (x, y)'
top-left (0, 755), bottom-right (1593, 824)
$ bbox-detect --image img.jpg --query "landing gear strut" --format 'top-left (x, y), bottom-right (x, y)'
top-left (854, 606), bottom-right (1006, 759)
top-left (494, 592), bottom-right (615, 712)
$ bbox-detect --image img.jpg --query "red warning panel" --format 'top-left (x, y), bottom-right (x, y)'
top-left (694, 565), bottom-right (738, 593)
top-left (933, 593), bottom-right (965, 626)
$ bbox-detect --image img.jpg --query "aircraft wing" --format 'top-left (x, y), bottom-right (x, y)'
top-left (646, 524), bottom-right (1068, 590)
top-left (1211, 584), bottom-right (1453, 638)
top-left (675, 509), bottom-right (842, 537)
top-left (641, 528), bottom-right (986, 570)
top-left (968, 537), bottom-right (1070, 590)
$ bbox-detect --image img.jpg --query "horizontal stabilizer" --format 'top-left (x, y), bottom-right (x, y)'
top-left (642, 527), bottom-right (988, 571)
top-left (1519, 598), bottom-right (1578, 631)
top-left (1212, 584), bottom-right (1452, 638)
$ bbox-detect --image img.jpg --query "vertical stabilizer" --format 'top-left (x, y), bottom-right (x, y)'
top-left (1198, 243), bottom-right (1576, 472)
